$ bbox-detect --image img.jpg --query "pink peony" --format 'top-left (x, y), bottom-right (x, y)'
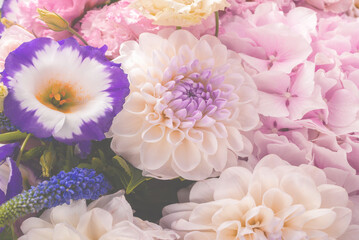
top-left (80, 1), bottom-right (162, 59)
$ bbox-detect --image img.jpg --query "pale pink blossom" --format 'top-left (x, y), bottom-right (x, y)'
top-left (221, 4), bottom-right (314, 74)
top-left (305, 0), bottom-right (353, 13)
top-left (80, 0), bottom-right (162, 59)
top-left (3, 0), bottom-right (106, 40)
top-left (225, 0), bottom-right (296, 15)
top-left (161, 154), bottom-right (359, 239)
top-left (253, 62), bottom-right (327, 119)
top-left (0, 25), bottom-right (35, 72)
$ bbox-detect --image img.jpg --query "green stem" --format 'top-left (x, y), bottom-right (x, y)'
top-left (176, 26), bottom-right (182, 30)
top-left (16, 133), bottom-right (32, 166)
top-left (68, 27), bottom-right (88, 45)
top-left (11, 224), bottom-right (17, 240)
top-left (215, 11), bottom-right (219, 37)
top-left (0, 131), bottom-right (27, 143)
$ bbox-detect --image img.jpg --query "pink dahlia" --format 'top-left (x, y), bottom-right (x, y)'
top-left (108, 30), bottom-right (259, 180)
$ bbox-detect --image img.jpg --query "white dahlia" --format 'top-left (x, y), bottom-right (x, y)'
top-left (109, 29), bottom-right (259, 180)
top-left (160, 154), bottom-right (359, 239)
top-left (19, 190), bottom-right (178, 240)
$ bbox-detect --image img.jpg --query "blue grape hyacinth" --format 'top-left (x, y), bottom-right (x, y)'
top-left (0, 167), bottom-right (111, 227)
top-left (0, 112), bottom-right (16, 132)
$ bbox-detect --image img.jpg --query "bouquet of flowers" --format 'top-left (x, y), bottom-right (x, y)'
top-left (0, 0), bottom-right (359, 239)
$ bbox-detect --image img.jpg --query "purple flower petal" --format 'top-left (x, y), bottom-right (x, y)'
top-left (5, 157), bottom-right (22, 201)
top-left (3, 37), bottom-right (129, 143)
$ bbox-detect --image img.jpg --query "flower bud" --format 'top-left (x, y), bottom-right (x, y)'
top-left (0, 82), bottom-right (8, 112)
top-left (0, 18), bottom-right (16, 28)
top-left (37, 8), bottom-right (69, 32)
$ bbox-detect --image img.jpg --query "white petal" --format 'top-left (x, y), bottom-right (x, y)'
top-left (262, 188), bottom-right (293, 213)
top-left (76, 208), bottom-right (113, 239)
top-left (244, 206), bottom-right (275, 228)
top-left (123, 92), bottom-right (148, 114)
top-left (207, 139), bottom-right (229, 172)
top-left (287, 209), bottom-right (336, 229)
top-left (167, 129), bottom-right (185, 146)
top-left (173, 139), bottom-right (201, 172)
top-left (323, 207), bottom-right (352, 238)
top-left (50, 200), bottom-right (87, 227)
top-left (110, 110), bottom-right (144, 136)
top-left (53, 223), bottom-right (85, 240)
top-left (140, 138), bottom-right (172, 170)
top-left (318, 184), bottom-right (349, 208)
top-left (189, 178), bottom-right (218, 203)
top-left (20, 228), bottom-right (54, 240)
top-left (200, 131), bottom-right (218, 155)
top-left (280, 172), bottom-right (321, 210)
top-left (142, 125), bottom-right (165, 143)
top-left (21, 218), bottom-right (53, 234)
top-left (214, 167), bottom-right (252, 200)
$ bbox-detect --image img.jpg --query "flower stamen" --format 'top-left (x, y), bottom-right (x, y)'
top-left (36, 80), bottom-right (85, 113)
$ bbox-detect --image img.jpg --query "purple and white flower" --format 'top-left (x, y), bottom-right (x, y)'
top-left (2, 37), bottom-right (129, 143)
top-left (0, 143), bottom-right (22, 204)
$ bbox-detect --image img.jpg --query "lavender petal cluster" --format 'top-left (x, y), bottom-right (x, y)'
top-left (0, 167), bottom-right (111, 228)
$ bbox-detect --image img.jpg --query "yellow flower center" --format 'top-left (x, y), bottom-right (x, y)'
top-left (36, 80), bottom-right (86, 113)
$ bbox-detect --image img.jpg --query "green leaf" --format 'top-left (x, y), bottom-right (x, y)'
top-left (40, 142), bottom-right (56, 177)
top-left (21, 146), bottom-right (45, 162)
top-left (0, 130), bottom-right (27, 143)
top-left (98, 149), bottom-right (106, 163)
top-left (91, 157), bottom-right (105, 172)
top-left (112, 155), bottom-right (151, 194)
top-left (113, 155), bottom-right (131, 176)
top-left (126, 164), bottom-right (151, 194)
top-left (103, 166), bottom-right (129, 189)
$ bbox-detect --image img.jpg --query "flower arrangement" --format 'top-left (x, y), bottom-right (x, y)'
top-left (0, 0), bottom-right (359, 239)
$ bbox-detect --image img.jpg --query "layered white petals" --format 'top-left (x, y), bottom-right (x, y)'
top-left (161, 154), bottom-right (356, 239)
top-left (19, 191), bottom-right (178, 240)
top-left (110, 30), bottom-right (259, 180)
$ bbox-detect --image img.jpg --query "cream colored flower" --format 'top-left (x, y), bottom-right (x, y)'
top-left (130, 0), bottom-right (229, 27)
top-left (19, 190), bottom-right (178, 240)
top-left (109, 30), bottom-right (259, 180)
top-left (160, 154), bottom-right (359, 239)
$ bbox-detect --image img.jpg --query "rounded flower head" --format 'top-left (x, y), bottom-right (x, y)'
top-left (19, 190), bottom-right (179, 240)
top-left (0, 25), bottom-right (35, 72)
top-left (109, 30), bottom-right (259, 180)
top-left (80, 0), bottom-right (162, 59)
top-left (2, 37), bottom-right (129, 143)
top-left (160, 154), bottom-right (359, 239)
top-left (130, 0), bottom-right (230, 27)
